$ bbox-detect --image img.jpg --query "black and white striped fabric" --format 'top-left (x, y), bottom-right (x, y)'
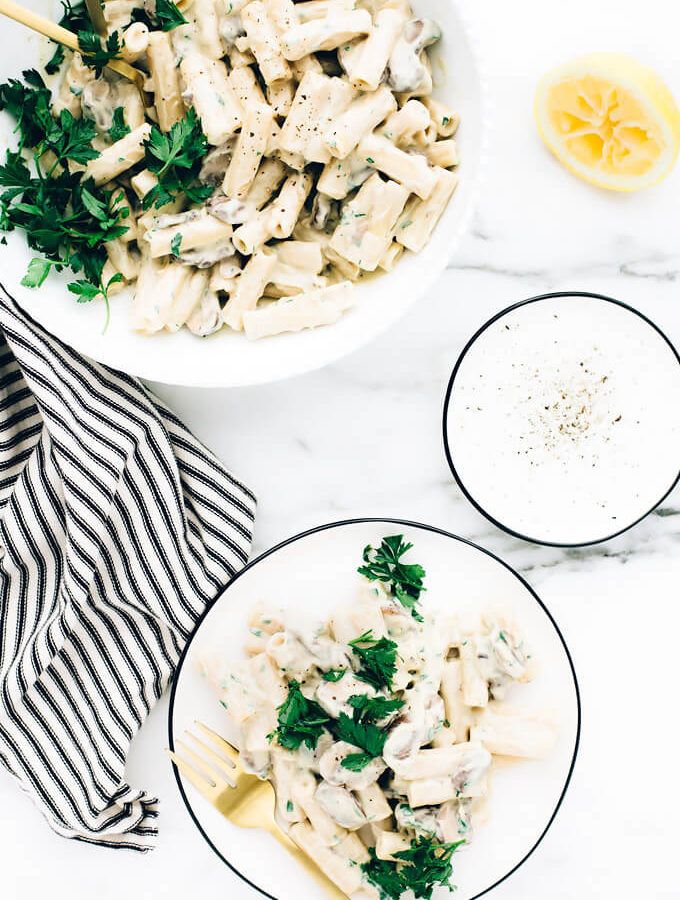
top-left (0, 289), bottom-right (256, 850)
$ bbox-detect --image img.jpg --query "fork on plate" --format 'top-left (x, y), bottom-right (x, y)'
top-left (168, 722), bottom-right (348, 900)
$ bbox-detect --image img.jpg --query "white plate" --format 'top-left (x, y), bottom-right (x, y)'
top-left (169, 519), bottom-right (580, 900)
top-left (0, 0), bottom-right (486, 387)
top-left (443, 292), bottom-right (680, 547)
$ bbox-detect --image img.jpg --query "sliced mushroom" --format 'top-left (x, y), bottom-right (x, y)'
top-left (387, 18), bottom-right (442, 93)
top-left (219, 12), bottom-right (245, 46)
top-left (200, 140), bottom-right (237, 185)
top-left (382, 722), bottom-right (422, 773)
top-left (178, 237), bottom-right (235, 268)
top-left (310, 193), bottom-right (336, 230)
top-left (315, 782), bottom-right (367, 830)
top-left (81, 78), bottom-right (115, 131)
top-left (186, 288), bottom-right (223, 336)
top-left (318, 741), bottom-right (386, 790)
top-left (210, 195), bottom-right (256, 225)
top-left (450, 743), bottom-right (492, 796)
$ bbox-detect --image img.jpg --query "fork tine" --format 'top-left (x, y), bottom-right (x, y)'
top-left (166, 748), bottom-right (214, 799)
top-left (186, 730), bottom-right (240, 778)
top-left (194, 721), bottom-right (242, 766)
top-left (175, 737), bottom-right (229, 787)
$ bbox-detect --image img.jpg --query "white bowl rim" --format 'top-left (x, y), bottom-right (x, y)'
top-left (167, 516), bottom-right (581, 900)
top-left (442, 291), bottom-right (680, 548)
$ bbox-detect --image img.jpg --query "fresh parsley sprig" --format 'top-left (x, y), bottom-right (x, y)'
top-left (321, 669), bottom-right (346, 682)
top-left (268, 680), bottom-right (331, 751)
top-left (348, 630), bottom-right (399, 691)
top-left (359, 535), bottom-right (426, 621)
top-left (361, 837), bottom-right (465, 900)
top-left (0, 71), bottom-right (130, 324)
top-left (142, 109), bottom-right (214, 209)
top-left (45, 0), bottom-right (91, 74)
top-left (347, 693), bottom-right (404, 722)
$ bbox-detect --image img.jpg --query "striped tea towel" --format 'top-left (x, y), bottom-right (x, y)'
top-left (0, 289), bottom-right (256, 850)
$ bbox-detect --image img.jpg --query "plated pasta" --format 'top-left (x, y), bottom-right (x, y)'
top-left (199, 536), bottom-right (557, 899)
top-left (0, 0), bottom-right (460, 340)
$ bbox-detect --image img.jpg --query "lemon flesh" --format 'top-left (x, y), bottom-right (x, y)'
top-left (535, 53), bottom-right (680, 191)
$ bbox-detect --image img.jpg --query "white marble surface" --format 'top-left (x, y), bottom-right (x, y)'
top-left (4, 0), bottom-right (680, 895)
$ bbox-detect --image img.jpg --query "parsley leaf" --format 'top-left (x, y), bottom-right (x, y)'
top-left (347, 694), bottom-right (404, 722)
top-left (109, 107), bottom-right (130, 142)
top-left (336, 710), bottom-right (386, 767)
top-left (269, 680), bottom-right (331, 751)
top-left (348, 630), bottom-right (399, 691)
top-left (21, 258), bottom-right (54, 288)
top-left (340, 752), bottom-right (374, 771)
top-left (142, 109), bottom-right (213, 209)
top-left (130, 0), bottom-right (187, 31)
top-left (359, 535), bottom-right (426, 621)
top-left (395, 837), bottom-right (465, 899)
top-left (45, 44), bottom-right (66, 75)
top-left (78, 29), bottom-right (122, 76)
top-left (361, 838), bottom-right (465, 900)
top-left (321, 669), bottom-right (346, 682)
top-left (58, 0), bottom-right (91, 32)
top-left (155, 0), bottom-right (188, 30)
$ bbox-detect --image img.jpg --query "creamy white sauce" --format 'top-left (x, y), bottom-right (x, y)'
top-left (446, 296), bottom-right (680, 544)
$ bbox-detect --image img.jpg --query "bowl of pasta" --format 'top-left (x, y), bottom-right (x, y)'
top-left (169, 519), bottom-right (580, 900)
top-left (0, 0), bottom-right (485, 386)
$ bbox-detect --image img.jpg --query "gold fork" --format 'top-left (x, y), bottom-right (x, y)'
top-left (168, 722), bottom-right (348, 900)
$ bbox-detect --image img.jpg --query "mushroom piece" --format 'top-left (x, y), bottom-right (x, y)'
top-left (200, 140), bottom-right (237, 185)
top-left (210, 195), bottom-right (257, 225)
top-left (186, 288), bottom-right (223, 336)
top-left (81, 78), bottom-right (116, 131)
top-left (310, 193), bottom-right (336, 230)
top-left (318, 741), bottom-right (386, 790)
top-left (178, 237), bottom-right (235, 268)
top-left (386, 18), bottom-right (442, 93)
top-left (450, 743), bottom-right (492, 795)
top-left (219, 12), bottom-right (245, 46)
top-left (382, 722), bottom-right (422, 773)
top-left (315, 782), bottom-right (367, 830)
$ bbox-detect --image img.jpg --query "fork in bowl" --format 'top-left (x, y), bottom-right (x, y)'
top-left (168, 722), bottom-right (348, 900)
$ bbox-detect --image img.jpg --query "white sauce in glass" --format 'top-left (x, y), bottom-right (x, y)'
top-left (446, 295), bottom-right (680, 544)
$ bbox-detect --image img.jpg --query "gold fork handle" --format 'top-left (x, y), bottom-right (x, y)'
top-left (265, 824), bottom-right (349, 900)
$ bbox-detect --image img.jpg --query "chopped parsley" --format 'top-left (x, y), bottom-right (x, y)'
top-left (348, 630), bottom-right (398, 691)
top-left (286, 800), bottom-right (294, 813)
top-left (362, 837), bottom-right (465, 900)
top-left (170, 232), bottom-right (182, 258)
top-left (358, 535), bottom-right (426, 621)
top-left (142, 109), bottom-right (214, 209)
top-left (321, 668), bottom-right (346, 682)
top-left (268, 680), bottom-right (331, 751)
top-left (109, 107), bottom-right (131, 143)
top-left (45, 44), bottom-right (65, 75)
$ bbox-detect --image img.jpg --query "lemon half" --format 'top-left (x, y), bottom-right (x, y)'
top-left (535, 53), bottom-right (680, 191)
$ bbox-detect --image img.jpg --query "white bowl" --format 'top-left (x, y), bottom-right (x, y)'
top-left (169, 519), bottom-right (580, 900)
top-left (443, 292), bottom-right (680, 547)
top-left (0, 0), bottom-right (486, 387)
